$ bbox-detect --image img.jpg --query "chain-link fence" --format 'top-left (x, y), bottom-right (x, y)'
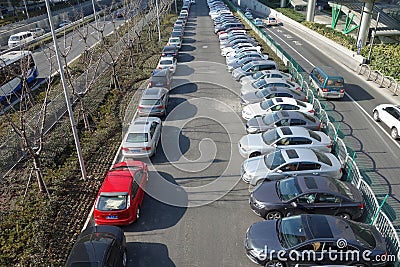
top-left (0, 1), bottom-right (172, 179)
top-left (230, 1), bottom-right (400, 264)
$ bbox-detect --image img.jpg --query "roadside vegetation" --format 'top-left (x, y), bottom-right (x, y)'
top-left (0, 5), bottom-right (177, 266)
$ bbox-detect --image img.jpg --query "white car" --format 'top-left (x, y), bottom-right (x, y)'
top-left (30, 28), bottom-right (45, 38)
top-left (167, 36), bottom-right (182, 49)
top-left (242, 97), bottom-right (314, 121)
top-left (226, 51), bottom-right (267, 65)
top-left (263, 16), bottom-right (279, 26)
top-left (240, 148), bottom-right (342, 185)
top-left (218, 30), bottom-right (247, 41)
top-left (238, 126), bottom-right (332, 158)
top-left (121, 117), bottom-right (162, 158)
top-left (221, 43), bottom-right (261, 56)
top-left (373, 104), bottom-right (400, 139)
top-left (240, 70), bottom-right (292, 85)
top-left (241, 78), bottom-right (301, 96)
top-left (156, 56), bottom-right (177, 74)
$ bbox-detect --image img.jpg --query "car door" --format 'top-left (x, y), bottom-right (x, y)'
top-left (291, 193), bottom-right (318, 215)
top-left (290, 118), bottom-right (307, 127)
top-left (380, 106), bottom-right (396, 126)
top-left (297, 162), bottom-right (321, 176)
top-left (276, 162), bottom-right (299, 177)
top-left (290, 137), bottom-right (313, 149)
top-left (152, 121), bottom-right (161, 147)
top-left (282, 104), bottom-right (300, 111)
top-left (132, 170), bottom-right (144, 211)
top-left (313, 193), bottom-right (342, 215)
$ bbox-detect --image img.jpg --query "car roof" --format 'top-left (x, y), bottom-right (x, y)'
top-left (128, 117), bottom-right (160, 132)
top-left (295, 176), bottom-right (340, 194)
top-left (101, 167), bottom-right (133, 193)
top-left (163, 46), bottom-right (177, 51)
top-left (270, 97), bottom-right (298, 105)
top-left (142, 87), bottom-right (167, 99)
top-left (276, 126), bottom-right (311, 138)
top-left (281, 148), bottom-right (318, 162)
top-left (274, 110), bottom-right (317, 122)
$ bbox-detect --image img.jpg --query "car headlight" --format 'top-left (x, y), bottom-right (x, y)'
top-left (247, 127), bottom-right (258, 134)
top-left (253, 199), bottom-right (266, 209)
top-left (250, 248), bottom-right (266, 260)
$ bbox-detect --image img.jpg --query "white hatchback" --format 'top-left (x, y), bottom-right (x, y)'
top-left (373, 104), bottom-right (400, 139)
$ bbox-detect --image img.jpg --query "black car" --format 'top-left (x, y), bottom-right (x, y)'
top-left (245, 214), bottom-right (387, 267)
top-left (246, 110), bottom-right (323, 134)
top-left (66, 225), bottom-right (127, 267)
top-left (162, 45), bottom-right (178, 58)
top-left (250, 176), bottom-right (364, 220)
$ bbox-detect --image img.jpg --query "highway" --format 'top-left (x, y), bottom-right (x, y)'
top-left (119, 1), bottom-right (400, 266)
top-left (263, 21), bottom-right (400, 226)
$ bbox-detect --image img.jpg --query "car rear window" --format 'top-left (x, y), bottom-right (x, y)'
top-left (160, 59), bottom-right (173, 65)
top-left (126, 133), bottom-right (149, 143)
top-left (97, 194), bottom-right (127, 211)
top-left (299, 112), bottom-right (316, 123)
top-left (314, 151), bottom-right (332, 166)
top-left (347, 221), bottom-right (376, 249)
top-left (295, 100), bottom-right (307, 107)
top-left (307, 130), bottom-right (321, 141)
top-left (140, 99), bottom-right (161, 106)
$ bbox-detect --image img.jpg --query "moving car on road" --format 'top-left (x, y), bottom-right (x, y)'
top-left (373, 104), bottom-right (400, 139)
top-left (250, 176), bottom-right (364, 220)
top-left (94, 161), bottom-right (148, 226)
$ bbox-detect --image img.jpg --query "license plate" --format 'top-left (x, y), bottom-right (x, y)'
top-left (106, 215), bottom-right (118, 219)
top-left (131, 149), bottom-right (141, 153)
top-left (156, 83), bottom-right (163, 86)
top-left (327, 93), bottom-right (338, 96)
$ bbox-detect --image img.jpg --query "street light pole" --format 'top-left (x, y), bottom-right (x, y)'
top-left (44, 0), bottom-right (88, 181)
top-left (91, 0), bottom-right (101, 40)
top-left (22, 0), bottom-right (29, 19)
top-left (155, 0), bottom-right (161, 42)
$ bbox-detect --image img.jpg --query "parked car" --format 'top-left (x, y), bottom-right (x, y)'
top-left (240, 87), bottom-right (307, 106)
top-left (244, 214), bottom-right (387, 266)
top-left (373, 104), bottom-right (400, 139)
top-left (241, 78), bottom-right (301, 96)
top-left (263, 16), bottom-right (278, 26)
top-left (226, 51), bottom-right (267, 65)
top-left (66, 225), bottom-right (127, 266)
top-left (138, 87), bottom-right (169, 117)
top-left (232, 60), bottom-right (278, 81)
top-left (30, 28), bottom-right (45, 38)
top-left (240, 148), bottom-right (342, 185)
top-left (58, 20), bottom-right (72, 28)
top-left (227, 56), bottom-right (264, 72)
top-left (240, 70), bottom-right (292, 85)
top-left (121, 116), bottom-right (162, 158)
top-left (250, 175), bottom-right (364, 220)
top-left (221, 43), bottom-right (261, 56)
top-left (245, 110), bottom-right (323, 134)
top-left (156, 56), bottom-right (177, 74)
top-left (167, 36), bottom-right (182, 49)
top-left (162, 45), bottom-right (179, 58)
top-left (93, 161), bottom-right (148, 225)
top-left (149, 68), bottom-right (172, 90)
top-left (238, 126), bottom-right (332, 158)
top-left (242, 97), bottom-right (314, 121)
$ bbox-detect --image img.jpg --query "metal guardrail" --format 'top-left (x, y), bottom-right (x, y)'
top-left (226, 1), bottom-right (400, 264)
top-left (0, 4), bottom-right (170, 179)
top-left (358, 63), bottom-right (399, 95)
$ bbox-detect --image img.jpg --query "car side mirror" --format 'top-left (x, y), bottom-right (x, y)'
top-left (290, 202), bottom-right (297, 208)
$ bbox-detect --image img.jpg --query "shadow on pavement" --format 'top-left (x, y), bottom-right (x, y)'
top-left (127, 242), bottom-right (176, 267)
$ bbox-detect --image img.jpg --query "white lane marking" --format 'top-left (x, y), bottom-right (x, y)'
top-left (202, 45), bottom-right (208, 48)
top-left (293, 41), bottom-right (302, 46)
top-left (271, 28), bottom-right (400, 149)
top-left (276, 29), bottom-right (283, 33)
top-left (283, 34), bottom-right (293, 39)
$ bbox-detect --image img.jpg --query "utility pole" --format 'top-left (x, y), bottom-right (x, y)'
top-left (44, 0), bottom-right (88, 181)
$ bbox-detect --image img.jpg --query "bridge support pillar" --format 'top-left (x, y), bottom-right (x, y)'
top-left (280, 0), bottom-right (286, 8)
top-left (357, 0), bottom-right (375, 47)
top-left (306, 0), bottom-right (316, 22)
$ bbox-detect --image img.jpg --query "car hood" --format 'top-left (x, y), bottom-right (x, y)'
top-left (239, 133), bottom-right (264, 150)
top-left (252, 181), bottom-right (280, 203)
top-left (247, 220), bottom-right (284, 251)
top-left (242, 91), bottom-right (261, 104)
top-left (241, 83), bottom-right (258, 95)
top-left (243, 103), bottom-right (265, 116)
top-left (243, 155), bottom-right (269, 176)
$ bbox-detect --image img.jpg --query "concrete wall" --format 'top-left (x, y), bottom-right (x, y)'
top-left (231, 0), bottom-right (271, 16)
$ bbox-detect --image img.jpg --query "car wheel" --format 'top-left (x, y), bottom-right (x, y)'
top-left (391, 127), bottom-right (399, 139)
top-left (337, 212), bottom-right (351, 220)
top-left (249, 151), bottom-right (261, 158)
top-left (265, 260), bottom-right (284, 267)
top-left (265, 210), bottom-right (283, 220)
top-left (373, 110), bottom-right (380, 121)
top-left (136, 206), bottom-right (141, 220)
top-left (122, 249), bottom-right (127, 267)
top-left (354, 263), bottom-right (367, 267)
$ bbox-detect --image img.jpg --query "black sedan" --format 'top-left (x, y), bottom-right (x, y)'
top-left (66, 225), bottom-right (127, 266)
top-left (246, 110), bottom-right (323, 134)
top-left (162, 45), bottom-right (179, 58)
top-left (244, 214), bottom-right (387, 267)
top-left (250, 176), bottom-right (364, 220)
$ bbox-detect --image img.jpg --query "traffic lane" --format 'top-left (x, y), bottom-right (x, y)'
top-left (263, 24), bottom-right (400, 216)
top-left (124, 1), bottom-right (262, 266)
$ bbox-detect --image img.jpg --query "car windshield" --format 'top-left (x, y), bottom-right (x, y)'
top-left (260, 99), bottom-right (275, 110)
top-left (300, 112), bottom-right (316, 122)
top-left (262, 112), bottom-right (279, 125)
top-left (347, 221), bottom-right (376, 249)
top-left (256, 88), bottom-right (272, 98)
top-left (279, 216), bottom-right (307, 248)
top-left (264, 150), bottom-right (285, 170)
top-left (262, 129), bottom-right (279, 145)
top-left (126, 133), bottom-right (149, 143)
top-left (252, 72), bottom-right (265, 80)
top-left (140, 99), bottom-right (161, 106)
top-left (97, 194), bottom-right (127, 211)
top-left (278, 177), bottom-right (302, 201)
top-left (160, 59), bottom-right (173, 65)
top-left (314, 150), bottom-right (332, 166)
top-left (253, 79), bottom-right (266, 88)
top-left (241, 62), bottom-right (253, 72)
top-left (10, 36), bottom-right (20, 41)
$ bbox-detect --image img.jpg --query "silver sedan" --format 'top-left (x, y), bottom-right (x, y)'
top-left (238, 126), bottom-right (332, 158)
top-left (240, 87), bottom-right (307, 106)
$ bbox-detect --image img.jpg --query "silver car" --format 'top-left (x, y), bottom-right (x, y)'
top-left (241, 78), bottom-right (301, 96)
top-left (231, 60), bottom-right (278, 81)
top-left (227, 56), bottom-right (263, 72)
top-left (138, 87), bottom-right (169, 117)
top-left (240, 70), bottom-right (292, 85)
top-left (121, 117), bottom-right (162, 158)
top-left (226, 51), bottom-right (267, 65)
top-left (240, 148), bottom-right (342, 185)
top-left (245, 110), bottom-right (323, 134)
top-left (240, 87), bottom-right (307, 106)
top-left (238, 126), bottom-right (332, 158)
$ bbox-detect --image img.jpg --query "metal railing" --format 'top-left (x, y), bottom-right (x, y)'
top-left (358, 63), bottom-right (399, 95)
top-left (226, 1), bottom-right (400, 264)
